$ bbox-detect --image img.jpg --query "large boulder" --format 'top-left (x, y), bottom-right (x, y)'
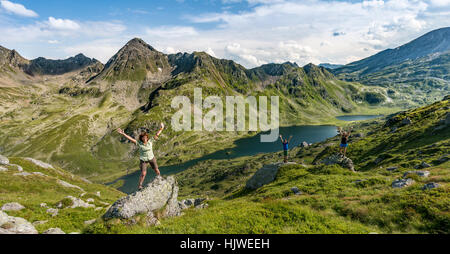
top-left (246, 162), bottom-right (296, 190)
top-left (0, 155), bottom-right (9, 165)
top-left (0, 211), bottom-right (38, 234)
top-left (103, 176), bottom-right (181, 220)
top-left (321, 154), bottom-right (355, 171)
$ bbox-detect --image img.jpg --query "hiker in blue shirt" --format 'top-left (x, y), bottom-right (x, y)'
top-left (280, 135), bottom-right (293, 163)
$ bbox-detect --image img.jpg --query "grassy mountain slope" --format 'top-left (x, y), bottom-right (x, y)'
top-left (0, 39), bottom-right (401, 184)
top-left (0, 156), bottom-right (124, 233)
top-left (332, 27), bottom-right (450, 108)
top-left (88, 98), bottom-right (449, 234)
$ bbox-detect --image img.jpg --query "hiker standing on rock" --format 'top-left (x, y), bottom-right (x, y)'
top-left (280, 135), bottom-right (293, 163)
top-left (338, 127), bottom-right (352, 157)
top-left (117, 123), bottom-right (165, 190)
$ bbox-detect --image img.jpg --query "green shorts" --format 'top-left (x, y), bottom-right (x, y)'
top-left (284, 150), bottom-right (288, 156)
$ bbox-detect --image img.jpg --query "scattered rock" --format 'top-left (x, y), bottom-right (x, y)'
top-left (80, 178), bottom-right (92, 184)
top-left (0, 155), bottom-right (9, 165)
top-left (194, 198), bottom-right (206, 207)
top-left (42, 228), bottom-right (65, 234)
top-left (0, 211), bottom-right (38, 234)
top-left (13, 172), bottom-right (32, 177)
top-left (353, 133), bottom-right (364, 138)
top-left (0, 166), bottom-right (7, 172)
top-left (57, 180), bottom-right (85, 192)
top-left (32, 220), bottom-right (48, 226)
top-left (1, 202), bottom-right (25, 212)
top-left (46, 208), bottom-right (58, 217)
top-left (374, 156), bottom-right (384, 165)
top-left (433, 155), bottom-right (449, 165)
top-left (40, 203), bottom-right (47, 208)
top-left (84, 219), bottom-right (96, 225)
top-left (386, 167), bottom-right (398, 171)
top-left (246, 162), bottom-right (295, 190)
top-left (392, 178), bottom-right (415, 188)
top-left (9, 164), bottom-right (23, 172)
top-left (291, 187), bottom-right (302, 195)
top-left (300, 141), bottom-right (309, 148)
top-left (32, 172), bottom-right (47, 177)
top-left (24, 158), bottom-right (54, 169)
top-left (195, 203), bottom-right (209, 209)
top-left (414, 162), bottom-right (431, 169)
top-left (95, 191), bottom-right (101, 197)
top-left (403, 171), bottom-right (430, 178)
top-left (57, 196), bottom-right (95, 209)
top-left (103, 176), bottom-right (181, 220)
top-left (86, 198), bottom-right (95, 203)
top-left (422, 182), bottom-right (440, 190)
top-left (401, 117), bottom-right (412, 126)
top-left (321, 154), bottom-right (355, 171)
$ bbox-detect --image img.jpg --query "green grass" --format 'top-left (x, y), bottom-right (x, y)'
top-left (0, 157), bottom-right (124, 233)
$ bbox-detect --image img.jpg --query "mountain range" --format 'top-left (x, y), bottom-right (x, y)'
top-left (332, 27), bottom-right (450, 106)
top-left (0, 27), bottom-right (448, 183)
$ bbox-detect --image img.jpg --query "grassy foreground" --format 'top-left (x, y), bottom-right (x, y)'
top-left (86, 98), bottom-right (449, 234)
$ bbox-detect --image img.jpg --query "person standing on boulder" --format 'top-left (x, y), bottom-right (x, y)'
top-left (280, 135), bottom-right (293, 163)
top-left (338, 126), bottom-right (352, 157)
top-left (117, 123), bottom-right (165, 190)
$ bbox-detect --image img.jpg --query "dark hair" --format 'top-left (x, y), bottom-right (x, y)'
top-left (139, 132), bottom-right (149, 142)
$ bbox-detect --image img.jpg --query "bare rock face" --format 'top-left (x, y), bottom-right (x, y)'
top-left (103, 176), bottom-right (181, 221)
top-left (0, 211), bottom-right (38, 234)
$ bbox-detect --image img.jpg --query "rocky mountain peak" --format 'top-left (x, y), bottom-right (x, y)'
top-left (95, 38), bottom-right (171, 82)
top-left (0, 45), bottom-right (30, 70)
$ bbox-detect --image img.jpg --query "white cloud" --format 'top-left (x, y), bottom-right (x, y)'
top-left (145, 26), bottom-right (198, 38)
top-left (47, 17), bottom-right (80, 30)
top-left (0, 0), bottom-right (37, 17)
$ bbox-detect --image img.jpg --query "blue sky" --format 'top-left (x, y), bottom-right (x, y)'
top-left (1, 0), bottom-right (449, 68)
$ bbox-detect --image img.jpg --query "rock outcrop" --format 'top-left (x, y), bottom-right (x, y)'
top-left (246, 162), bottom-right (296, 190)
top-left (103, 176), bottom-right (181, 221)
top-left (321, 154), bottom-right (355, 171)
top-left (0, 211), bottom-right (38, 234)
